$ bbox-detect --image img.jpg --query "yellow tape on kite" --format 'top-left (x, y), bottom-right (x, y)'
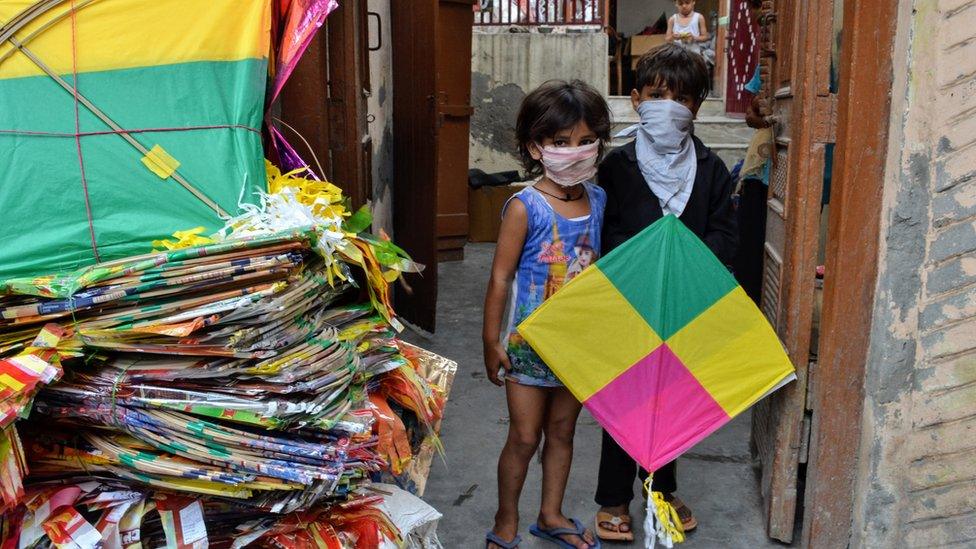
top-left (140, 144), bottom-right (180, 179)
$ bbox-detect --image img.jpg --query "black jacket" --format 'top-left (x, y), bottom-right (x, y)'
top-left (597, 136), bottom-right (739, 264)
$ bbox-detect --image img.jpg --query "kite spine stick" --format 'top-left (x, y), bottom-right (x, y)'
top-left (7, 38), bottom-right (230, 218)
top-left (0, 0), bottom-right (101, 67)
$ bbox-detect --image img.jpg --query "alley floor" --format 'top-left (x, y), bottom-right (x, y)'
top-left (416, 244), bottom-right (783, 548)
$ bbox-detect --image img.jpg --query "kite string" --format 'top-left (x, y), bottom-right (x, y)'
top-left (69, 0), bottom-right (100, 263)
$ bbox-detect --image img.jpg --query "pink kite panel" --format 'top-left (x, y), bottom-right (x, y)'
top-left (584, 344), bottom-right (730, 472)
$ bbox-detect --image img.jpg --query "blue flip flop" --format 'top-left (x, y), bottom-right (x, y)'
top-left (529, 518), bottom-right (601, 548)
top-left (486, 531), bottom-right (522, 548)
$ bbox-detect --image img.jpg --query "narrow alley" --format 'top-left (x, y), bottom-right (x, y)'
top-left (418, 244), bottom-right (781, 548)
top-left (0, 1), bottom-right (972, 546)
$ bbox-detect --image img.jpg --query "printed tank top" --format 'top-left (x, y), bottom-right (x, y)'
top-left (503, 182), bottom-right (606, 386)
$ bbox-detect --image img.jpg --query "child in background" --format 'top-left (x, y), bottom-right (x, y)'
top-left (666, 0), bottom-right (710, 47)
top-left (482, 80), bottom-right (610, 549)
top-left (593, 44), bottom-right (737, 542)
top-left (736, 0), bottom-right (774, 305)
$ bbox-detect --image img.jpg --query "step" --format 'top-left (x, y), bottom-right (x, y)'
top-left (608, 95), bottom-right (726, 120)
top-left (610, 116), bottom-right (755, 145)
top-left (608, 95), bottom-right (634, 122)
top-left (700, 97), bottom-right (726, 117)
top-left (710, 143), bottom-right (748, 169)
top-left (608, 138), bottom-right (747, 169)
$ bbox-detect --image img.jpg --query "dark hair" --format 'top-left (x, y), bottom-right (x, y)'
top-left (634, 44), bottom-right (710, 106)
top-left (515, 79), bottom-right (611, 176)
top-left (747, 0), bottom-right (762, 8)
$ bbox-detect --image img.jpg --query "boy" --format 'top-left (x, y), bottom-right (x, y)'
top-left (593, 44), bottom-right (737, 542)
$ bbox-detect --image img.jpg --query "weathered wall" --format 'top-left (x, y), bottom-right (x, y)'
top-left (367, 0), bottom-right (394, 237)
top-left (616, 0), bottom-right (673, 35)
top-left (615, 0), bottom-right (721, 36)
top-left (469, 31), bottom-right (608, 174)
top-left (852, 1), bottom-right (976, 546)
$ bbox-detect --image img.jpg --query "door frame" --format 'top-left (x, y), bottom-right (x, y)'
top-left (802, 0), bottom-right (898, 547)
top-left (391, 0), bottom-right (440, 331)
top-left (326, 0), bottom-right (371, 208)
top-left (751, 0), bottom-right (831, 540)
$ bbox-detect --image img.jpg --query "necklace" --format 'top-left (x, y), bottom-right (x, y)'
top-left (535, 185), bottom-right (585, 202)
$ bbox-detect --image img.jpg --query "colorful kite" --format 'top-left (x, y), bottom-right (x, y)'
top-left (0, 0), bottom-right (272, 281)
top-left (518, 215), bottom-right (795, 546)
top-left (267, 0), bottom-right (338, 174)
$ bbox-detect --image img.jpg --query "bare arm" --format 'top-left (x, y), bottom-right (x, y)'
top-left (745, 94), bottom-right (772, 129)
top-left (665, 16), bottom-right (676, 42)
top-left (482, 199), bottom-right (528, 386)
top-left (697, 14), bottom-right (710, 42)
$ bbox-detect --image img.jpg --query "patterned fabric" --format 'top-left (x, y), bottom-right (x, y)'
top-left (743, 66), bottom-right (772, 185)
top-left (503, 183), bottom-right (606, 387)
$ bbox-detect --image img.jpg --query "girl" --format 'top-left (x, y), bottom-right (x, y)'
top-left (483, 80), bottom-right (610, 549)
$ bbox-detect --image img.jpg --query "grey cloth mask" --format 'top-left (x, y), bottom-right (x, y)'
top-left (617, 100), bottom-right (697, 217)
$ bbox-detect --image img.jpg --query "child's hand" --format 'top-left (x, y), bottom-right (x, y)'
top-left (483, 341), bottom-right (512, 386)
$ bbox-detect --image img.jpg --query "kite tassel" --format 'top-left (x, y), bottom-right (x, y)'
top-left (643, 476), bottom-right (684, 549)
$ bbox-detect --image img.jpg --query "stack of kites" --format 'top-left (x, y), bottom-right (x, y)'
top-left (0, 1), bottom-right (453, 547)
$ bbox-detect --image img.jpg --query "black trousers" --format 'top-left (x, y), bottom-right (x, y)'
top-left (595, 429), bottom-right (677, 507)
top-left (732, 179), bottom-right (769, 305)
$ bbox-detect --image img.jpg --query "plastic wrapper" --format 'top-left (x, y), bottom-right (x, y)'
top-left (268, 0), bottom-right (339, 174)
top-left (1, 0), bottom-right (448, 544)
top-left (375, 482), bottom-right (444, 549)
top-left (0, 165), bottom-right (446, 547)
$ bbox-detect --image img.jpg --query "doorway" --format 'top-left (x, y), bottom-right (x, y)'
top-left (609, 0), bottom-right (726, 98)
top-left (391, 0), bottom-right (475, 332)
top-left (747, 0), bottom-right (839, 542)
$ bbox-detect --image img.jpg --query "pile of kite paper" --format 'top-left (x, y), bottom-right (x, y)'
top-left (0, 162), bottom-right (452, 547)
top-left (0, 1), bottom-right (453, 546)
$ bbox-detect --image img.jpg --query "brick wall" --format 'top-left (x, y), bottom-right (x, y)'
top-left (853, 1), bottom-right (976, 546)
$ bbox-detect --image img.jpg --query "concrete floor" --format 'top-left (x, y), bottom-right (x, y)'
top-left (416, 244), bottom-right (783, 548)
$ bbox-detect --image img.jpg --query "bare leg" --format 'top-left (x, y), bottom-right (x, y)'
top-left (536, 387), bottom-right (595, 548)
top-left (491, 381), bottom-right (548, 548)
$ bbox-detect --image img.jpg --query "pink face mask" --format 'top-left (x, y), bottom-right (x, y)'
top-left (538, 141), bottom-right (600, 187)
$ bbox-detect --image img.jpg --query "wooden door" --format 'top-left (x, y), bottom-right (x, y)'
top-left (327, 0), bottom-right (372, 208)
top-left (278, 0), bottom-right (371, 208)
top-left (749, 0), bottom-right (836, 542)
top-left (434, 0), bottom-right (476, 262)
top-left (392, 0), bottom-right (476, 331)
top-left (724, 0), bottom-right (759, 115)
top-left (803, 1), bottom-right (896, 546)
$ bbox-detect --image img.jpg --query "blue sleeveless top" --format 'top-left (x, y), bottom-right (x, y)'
top-left (504, 183), bottom-right (606, 387)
